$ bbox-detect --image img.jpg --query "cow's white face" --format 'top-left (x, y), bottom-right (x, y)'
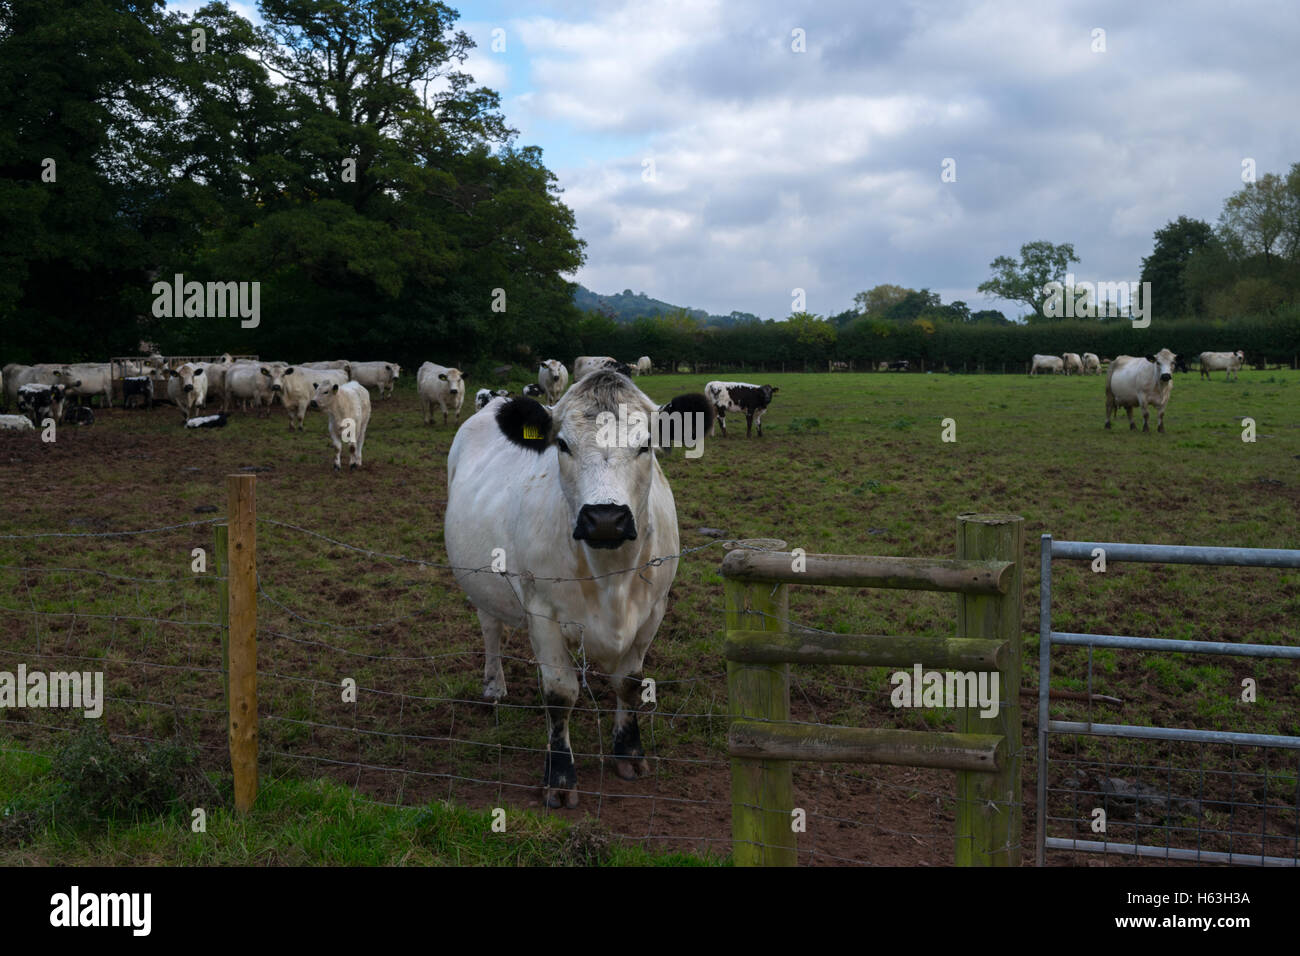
top-left (309, 381), bottom-right (342, 410)
top-left (437, 368), bottom-right (464, 398)
top-left (260, 364), bottom-right (290, 393)
top-left (169, 364), bottom-right (204, 393)
top-left (1148, 349), bottom-right (1176, 382)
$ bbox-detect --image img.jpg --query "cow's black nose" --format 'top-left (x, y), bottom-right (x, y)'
top-left (183, 384), bottom-right (193, 392)
top-left (272, 384), bottom-right (281, 391)
top-left (450, 389), bottom-right (458, 395)
top-left (1160, 373), bottom-right (1171, 382)
top-left (573, 504), bottom-right (636, 548)
top-left (309, 400), bottom-right (318, 409)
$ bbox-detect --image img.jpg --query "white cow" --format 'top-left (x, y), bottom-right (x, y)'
top-left (165, 363), bottom-right (208, 419)
top-left (574, 356), bottom-right (631, 379)
top-left (1062, 353), bottom-right (1084, 375)
top-left (1105, 350), bottom-right (1177, 433)
top-left (635, 356), bottom-right (652, 376)
top-left (226, 361), bottom-right (289, 416)
top-left (1029, 354), bottom-right (1065, 375)
top-left (417, 362), bottom-right (465, 425)
top-left (311, 380), bottom-right (371, 470)
top-left (444, 370), bottom-right (712, 807)
top-left (282, 366), bottom-right (349, 430)
top-left (1199, 350), bottom-right (1244, 382)
top-left (301, 360), bottom-right (354, 379)
top-left (538, 359), bottom-right (569, 403)
top-left (1082, 352), bottom-right (1101, 374)
top-left (64, 363), bottom-right (113, 408)
top-left (349, 361), bottom-right (400, 398)
top-left (197, 354), bottom-right (236, 410)
top-left (0, 414), bottom-right (35, 431)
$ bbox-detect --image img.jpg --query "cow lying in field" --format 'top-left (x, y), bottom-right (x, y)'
top-left (704, 381), bottom-right (778, 437)
top-left (0, 414), bottom-right (35, 431)
top-left (1105, 349), bottom-right (1177, 433)
top-left (444, 370), bottom-right (712, 808)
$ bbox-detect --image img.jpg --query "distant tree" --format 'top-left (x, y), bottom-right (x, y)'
top-left (978, 240), bottom-right (1080, 318)
top-left (883, 288), bottom-right (940, 322)
top-left (1140, 216), bottom-right (1214, 319)
top-left (854, 284), bottom-right (910, 316)
top-left (969, 309), bottom-right (1010, 325)
top-left (1220, 173), bottom-right (1289, 267)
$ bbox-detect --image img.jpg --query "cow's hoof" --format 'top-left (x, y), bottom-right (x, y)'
top-left (613, 756), bottom-right (651, 780)
top-left (1129, 423), bottom-right (1136, 431)
top-left (482, 679), bottom-right (506, 701)
top-left (1157, 425), bottom-right (1165, 433)
top-left (350, 462), bottom-right (358, 470)
top-left (544, 787), bottom-right (579, 809)
top-left (1142, 425), bottom-right (1150, 432)
top-left (1104, 422), bottom-right (1111, 429)
top-left (332, 464), bottom-right (340, 471)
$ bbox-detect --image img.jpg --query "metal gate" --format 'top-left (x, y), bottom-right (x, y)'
top-left (1037, 535), bottom-right (1300, 866)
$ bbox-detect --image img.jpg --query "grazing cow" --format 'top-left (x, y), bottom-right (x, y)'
top-left (64, 363), bottom-right (114, 408)
top-left (282, 367), bottom-right (349, 430)
top-left (1174, 355), bottom-right (1190, 374)
top-left (574, 356), bottom-right (632, 379)
top-left (635, 356), bottom-right (652, 376)
top-left (1082, 353), bottom-right (1101, 374)
top-left (165, 363), bottom-right (208, 420)
top-left (888, 360), bottom-right (910, 371)
top-left (63, 405), bottom-right (94, 425)
top-left (444, 370), bottom-right (712, 807)
top-left (310, 380), bottom-right (371, 470)
top-left (704, 381), bottom-right (779, 437)
top-left (226, 361), bottom-right (289, 416)
top-left (350, 361), bottom-right (400, 398)
top-left (1062, 353), bottom-right (1084, 375)
top-left (475, 388), bottom-right (511, 410)
top-left (522, 383), bottom-right (545, 399)
top-left (185, 412), bottom-right (228, 429)
top-left (1199, 350), bottom-right (1244, 381)
top-left (539, 359), bottom-right (569, 403)
top-left (0, 414), bottom-right (35, 431)
top-left (1029, 354), bottom-right (1065, 375)
top-left (1105, 350), bottom-right (1177, 433)
top-left (417, 362), bottom-right (465, 425)
top-left (122, 376), bottom-right (154, 409)
top-left (17, 383), bottom-right (68, 427)
top-left (301, 360), bottom-right (354, 379)
top-left (830, 360), bottom-right (849, 371)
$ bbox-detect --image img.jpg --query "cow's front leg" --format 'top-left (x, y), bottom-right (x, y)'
top-left (745, 409), bottom-right (754, 437)
top-left (328, 420), bottom-right (342, 470)
top-left (1140, 398), bottom-right (1150, 432)
top-left (611, 670), bottom-right (651, 779)
top-left (535, 637), bottom-right (580, 808)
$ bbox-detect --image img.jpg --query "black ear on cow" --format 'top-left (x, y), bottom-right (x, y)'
top-left (496, 397), bottom-right (553, 453)
top-left (260, 367), bottom-right (270, 377)
top-left (1146, 355), bottom-right (1156, 363)
top-left (769, 386), bottom-right (780, 393)
top-left (438, 373), bottom-right (447, 381)
top-left (331, 384), bottom-right (339, 393)
top-left (657, 393), bottom-right (714, 447)
top-left (282, 367), bottom-right (293, 375)
top-left (194, 367), bottom-right (204, 376)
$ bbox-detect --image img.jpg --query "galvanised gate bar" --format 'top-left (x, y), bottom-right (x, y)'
top-left (1037, 535), bottom-right (1300, 866)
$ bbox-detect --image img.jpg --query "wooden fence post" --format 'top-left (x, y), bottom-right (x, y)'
top-left (226, 474), bottom-right (258, 812)
top-left (954, 513), bottom-right (1023, 865)
top-left (215, 523), bottom-right (229, 711)
top-left (725, 538), bottom-right (795, 866)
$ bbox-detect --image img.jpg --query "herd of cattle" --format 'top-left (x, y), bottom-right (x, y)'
top-left (0, 351), bottom-right (785, 466)
top-left (1029, 349), bottom-right (1245, 379)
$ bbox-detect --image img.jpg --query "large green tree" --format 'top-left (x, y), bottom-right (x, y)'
top-left (977, 240), bottom-right (1079, 320)
top-left (1139, 216), bottom-right (1213, 319)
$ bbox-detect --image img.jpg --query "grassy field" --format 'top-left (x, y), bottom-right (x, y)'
top-left (1, 366), bottom-right (1298, 865)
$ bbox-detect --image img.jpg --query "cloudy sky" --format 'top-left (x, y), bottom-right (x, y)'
top-left (180, 0), bottom-right (1300, 320)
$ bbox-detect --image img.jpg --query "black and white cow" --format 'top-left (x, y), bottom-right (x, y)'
top-left (122, 376), bottom-right (154, 410)
top-left (185, 413), bottom-right (229, 428)
top-left (704, 381), bottom-right (779, 437)
top-left (522, 383), bottom-right (545, 399)
top-left (17, 383), bottom-right (67, 428)
top-left (63, 405), bottom-right (94, 425)
top-left (475, 388), bottom-right (511, 411)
